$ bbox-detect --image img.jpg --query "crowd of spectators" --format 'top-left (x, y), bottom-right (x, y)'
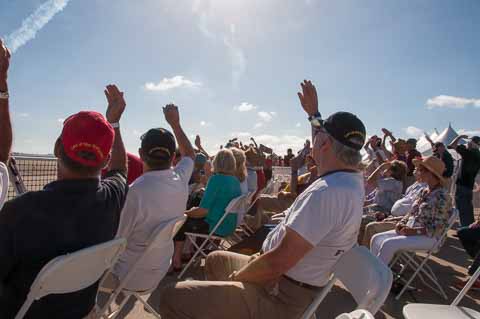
top-left (1, 39), bottom-right (480, 319)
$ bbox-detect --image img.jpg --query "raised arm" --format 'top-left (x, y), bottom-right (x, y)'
top-left (195, 135), bottom-right (210, 158)
top-left (367, 161), bottom-right (391, 188)
top-left (0, 40), bottom-right (12, 164)
top-left (105, 84), bottom-right (127, 174)
top-left (164, 104), bottom-right (195, 161)
top-left (448, 135), bottom-right (468, 150)
top-left (297, 80), bottom-right (319, 143)
top-left (424, 132), bottom-right (434, 148)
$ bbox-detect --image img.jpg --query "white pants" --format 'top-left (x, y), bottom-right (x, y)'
top-left (370, 230), bottom-right (437, 265)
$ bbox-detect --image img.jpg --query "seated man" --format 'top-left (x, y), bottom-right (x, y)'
top-left (104, 104), bottom-right (194, 292)
top-left (360, 167), bottom-right (427, 247)
top-left (157, 80), bottom-right (367, 319)
top-left (370, 156), bottom-right (451, 265)
top-left (0, 82), bottom-right (128, 318)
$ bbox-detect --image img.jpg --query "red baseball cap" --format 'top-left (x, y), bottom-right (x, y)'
top-left (61, 111), bottom-right (115, 167)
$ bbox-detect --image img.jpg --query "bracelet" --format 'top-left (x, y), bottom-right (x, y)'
top-left (109, 122), bottom-right (120, 129)
top-left (0, 91), bottom-right (9, 100)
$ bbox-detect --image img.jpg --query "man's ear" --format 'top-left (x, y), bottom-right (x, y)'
top-left (54, 138), bottom-right (62, 158)
top-left (139, 148), bottom-right (145, 161)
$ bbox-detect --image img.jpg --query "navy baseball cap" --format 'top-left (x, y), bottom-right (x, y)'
top-left (140, 128), bottom-right (176, 160)
top-left (323, 112), bottom-right (366, 151)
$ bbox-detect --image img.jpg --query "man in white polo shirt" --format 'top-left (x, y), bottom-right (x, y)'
top-left (106, 104), bottom-right (195, 292)
top-left (158, 80), bottom-right (366, 319)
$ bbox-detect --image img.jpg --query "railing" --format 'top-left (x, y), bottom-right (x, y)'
top-left (7, 155), bottom-right (57, 200)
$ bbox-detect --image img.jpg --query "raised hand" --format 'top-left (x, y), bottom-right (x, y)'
top-left (0, 39), bottom-right (11, 78)
top-left (195, 135), bottom-right (202, 149)
top-left (104, 84), bottom-right (126, 123)
top-left (163, 103), bottom-right (180, 128)
top-left (297, 80), bottom-right (318, 116)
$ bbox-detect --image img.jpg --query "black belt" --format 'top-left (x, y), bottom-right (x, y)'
top-left (283, 276), bottom-right (322, 291)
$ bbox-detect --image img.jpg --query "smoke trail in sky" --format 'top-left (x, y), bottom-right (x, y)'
top-left (5, 0), bottom-right (70, 53)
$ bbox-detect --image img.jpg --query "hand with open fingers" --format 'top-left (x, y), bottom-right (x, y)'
top-left (381, 128), bottom-right (392, 137)
top-left (297, 80), bottom-right (318, 116)
top-left (164, 103), bottom-right (180, 128)
top-left (0, 39), bottom-right (11, 78)
top-left (105, 84), bottom-right (126, 123)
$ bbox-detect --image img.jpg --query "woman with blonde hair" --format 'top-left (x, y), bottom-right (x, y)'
top-left (171, 149), bottom-right (242, 272)
top-left (230, 147), bottom-right (248, 194)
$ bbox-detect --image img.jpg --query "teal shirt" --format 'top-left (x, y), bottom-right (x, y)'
top-left (200, 174), bottom-right (242, 236)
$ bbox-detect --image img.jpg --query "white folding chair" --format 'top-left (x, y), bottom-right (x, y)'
top-left (336, 310), bottom-right (375, 319)
top-left (178, 194), bottom-right (250, 279)
top-left (390, 208), bottom-right (459, 300)
top-left (403, 266), bottom-right (480, 318)
top-left (0, 162), bottom-right (9, 210)
top-left (98, 215), bottom-right (186, 319)
top-left (14, 238), bottom-right (126, 319)
top-left (300, 246), bottom-right (393, 319)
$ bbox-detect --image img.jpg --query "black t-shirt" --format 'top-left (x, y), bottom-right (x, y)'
top-left (456, 145), bottom-right (480, 190)
top-left (0, 171), bottom-right (128, 319)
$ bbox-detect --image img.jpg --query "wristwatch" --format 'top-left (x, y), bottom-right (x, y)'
top-left (0, 91), bottom-right (9, 100)
top-left (308, 112), bottom-right (322, 128)
top-left (109, 122), bottom-right (120, 129)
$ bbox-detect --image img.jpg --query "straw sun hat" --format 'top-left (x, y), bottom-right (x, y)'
top-left (412, 156), bottom-right (447, 186)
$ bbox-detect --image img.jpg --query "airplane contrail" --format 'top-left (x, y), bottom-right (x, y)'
top-left (5, 0), bottom-right (70, 53)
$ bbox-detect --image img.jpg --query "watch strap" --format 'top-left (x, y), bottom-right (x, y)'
top-left (109, 122), bottom-right (120, 129)
top-left (0, 91), bottom-right (9, 100)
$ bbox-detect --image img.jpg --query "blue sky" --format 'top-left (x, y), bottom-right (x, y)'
top-left (1, 0), bottom-right (479, 155)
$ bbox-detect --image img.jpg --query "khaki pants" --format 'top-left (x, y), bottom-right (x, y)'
top-left (361, 220), bottom-right (398, 248)
top-left (158, 251), bottom-right (318, 319)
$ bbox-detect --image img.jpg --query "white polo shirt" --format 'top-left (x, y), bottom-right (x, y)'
top-left (262, 171), bottom-right (365, 287)
top-left (113, 157), bottom-right (194, 291)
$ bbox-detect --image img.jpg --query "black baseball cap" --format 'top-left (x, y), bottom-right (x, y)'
top-left (323, 112), bottom-right (366, 151)
top-left (140, 128), bottom-right (176, 160)
top-left (471, 136), bottom-right (480, 145)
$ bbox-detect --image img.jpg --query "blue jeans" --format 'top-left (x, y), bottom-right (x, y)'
top-left (456, 185), bottom-right (474, 227)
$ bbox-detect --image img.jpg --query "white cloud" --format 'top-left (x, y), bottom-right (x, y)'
top-left (200, 121), bottom-right (212, 127)
top-left (253, 134), bottom-right (310, 155)
top-left (132, 130), bottom-right (142, 137)
top-left (295, 122), bottom-right (302, 128)
top-left (426, 95), bottom-right (480, 109)
top-left (254, 122), bottom-right (264, 129)
top-left (234, 102), bottom-right (257, 112)
top-left (57, 118), bottom-right (64, 124)
top-left (257, 111), bottom-right (276, 122)
top-left (5, 0), bottom-right (70, 53)
top-left (145, 76), bottom-right (202, 92)
top-left (18, 113), bottom-right (30, 118)
top-left (403, 126), bottom-right (424, 137)
top-left (231, 132), bottom-right (251, 138)
top-left (458, 129), bottom-right (480, 137)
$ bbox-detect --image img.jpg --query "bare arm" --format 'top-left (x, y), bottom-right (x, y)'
top-left (367, 162), bottom-right (391, 187)
top-left (185, 207), bottom-right (208, 218)
top-left (297, 80), bottom-right (319, 143)
top-left (233, 227), bottom-right (313, 285)
top-left (164, 104), bottom-right (195, 160)
top-left (0, 40), bottom-right (12, 164)
top-left (105, 85), bottom-right (127, 174)
top-left (195, 135), bottom-right (210, 158)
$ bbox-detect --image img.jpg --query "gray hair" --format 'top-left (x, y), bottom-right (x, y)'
top-left (330, 137), bottom-right (363, 167)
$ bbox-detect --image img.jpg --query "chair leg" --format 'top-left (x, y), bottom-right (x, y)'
top-left (106, 294), bottom-right (131, 319)
top-left (134, 293), bottom-right (162, 319)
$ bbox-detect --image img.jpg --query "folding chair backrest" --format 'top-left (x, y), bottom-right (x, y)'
top-left (299, 246), bottom-right (392, 319)
top-left (148, 215), bottom-right (188, 250)
top-left (334, 246), bottom-right (393, 314)
top-left (223, 193), bottom-right (250, 227)
top-left (0, 162), bottom-right (9, 210)
top-left (15, 238), bottom-right (126, 319)
top-left (452, 263), bottom-right (480, 306)
top-left (431, 207), bottom-right (459, 253)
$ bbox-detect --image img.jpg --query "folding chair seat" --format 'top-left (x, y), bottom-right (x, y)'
top-left (0, 162), bottom-right (9, 210)
top-left (98, 215), bottom-right (186, 319)
top-left (178, 194), bottom-right (251, 279)
top-left (390, 208), bottom-right (459, 300)
top-left (335, 310), bottom-right (375, 319)
top-left (300, 246), bottom-right (392, 319)
top-left (14, 238), bottom-right (126, 319)
top-left (403, 265), bottom-right (480, 319)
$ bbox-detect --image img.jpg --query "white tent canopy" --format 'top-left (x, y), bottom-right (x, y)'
top-left (419, 124), bottom-right (465, 159)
